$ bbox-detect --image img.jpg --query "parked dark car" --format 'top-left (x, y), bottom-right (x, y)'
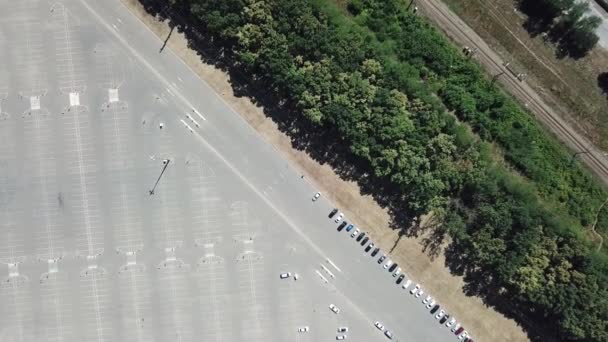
top-left (328, 208), bottom-right (338, 218)
top-left (430, 304), bottom-right (440, 314)
top-left (345, 224), bottom-right (355, 232)
top-left (396, 274), bottom-right (405, 284)
top-left (440, 314), bottom-right (449, 324)
top-left (356, 232), bottom-right (366, 242)
top-left (377, 255), bottom-right (386, 264)
top-left (388, 263), bottom-right (398, 272)
top-left (337, 221), bottom-right (347, 231)
top-left (454, 327), bottom-right (464, 335)
top-left (365, 243), bottom-right (374, 252)
top-left (360, 236), bottom-right (369, 246)
top-left (371, 247), bottom-right (380, 257)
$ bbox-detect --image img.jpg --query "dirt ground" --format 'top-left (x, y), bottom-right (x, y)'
top-left (119, 0), bottom-right (530, 341)
top-left (443, 0), bottom-right (608, 148)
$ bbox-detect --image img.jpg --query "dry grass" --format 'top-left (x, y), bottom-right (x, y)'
top-left (443, 0), bottom-right (608, 148)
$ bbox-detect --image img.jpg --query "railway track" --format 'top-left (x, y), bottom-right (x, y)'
top-left (420, 0), bottom-right (608, 184)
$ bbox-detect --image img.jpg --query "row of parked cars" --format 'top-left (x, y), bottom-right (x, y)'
top-left (329, 208), bottom-right (474, 342)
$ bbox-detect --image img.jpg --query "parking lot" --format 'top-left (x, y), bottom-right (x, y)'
top-left (0, 0), bottom-right (468, 341)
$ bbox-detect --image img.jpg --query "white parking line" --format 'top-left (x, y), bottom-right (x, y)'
top-left (315, 270), bottom-right (329, 283)
top-left (326, 258), bottom-right (342, 272)
top-left (320, 264), bottom-right (335, 279)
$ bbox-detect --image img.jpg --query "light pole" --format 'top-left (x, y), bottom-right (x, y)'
top-left (149, 159), bottom-right (170, 195)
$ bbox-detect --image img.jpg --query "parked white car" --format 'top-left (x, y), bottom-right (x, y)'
top-left (383, 260), bottom-right (393, 269)
top-left (392, 268), bottom-right (401, 277)
top-left (426, 299), bottom-right (436, 310)
top-left (350, 228), bottom-right (360, 238)
top-left (329, 304), bottom-right (340, 314)
top-left (312, 192), bottom-right (321, 201)
top-left (338, 327), bottom-right (348, 333)
top-left (374, 321), bottom-right (384, 330)
top-left (402, 279), bottom-right (412, 290)
top-left (336, 335), bottom-right (347, 340)
top-left (422, 295), bottom-right (432, 305)
top-left (458, 331), bottom-right (469, 340)
top-left (435, 309), bottom-right (446, 320)
top-left (446, 317), bottom-right (456, 328)
top-left (410, 284), bottom-right (420, 295)
top-left (280, 272), bottom-right (291, 279)
top-left (298, 326), bottom-right (309, 332)
top-left (415, 289), bottom-right (424, 298)
top-left (334, 213), bottom-right (344, 223)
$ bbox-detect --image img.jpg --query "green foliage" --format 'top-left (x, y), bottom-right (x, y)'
top-left (167, 0), bottom-right (608, 339)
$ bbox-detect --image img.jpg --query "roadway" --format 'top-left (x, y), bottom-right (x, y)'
top-left (0, 0), bottom-right (461, 341)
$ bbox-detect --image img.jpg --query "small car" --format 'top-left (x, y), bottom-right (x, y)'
top-left (329, 304), bottom-right (340, 314)
top-left (392, 268), bottom-right (401, 277)
top-left (374, 321), bottom-right (384, 330)
top-left (356, 232), bottom-right (366, 242)
top-left (410, 284), bottom-right (421, 295)
top-left (329, 208), bottom-right (338, 218)
top-left (458, 331), bottom-right (468, 341)
top-left (280, 272), bottom-right (291, 279)
top-left (337, 327), bottom-right (348, 333)
top-left (360, 236), bottom-right (369, 246)
top-left (384, 330), bottom-right (394, 339)
top-left (440, 314), bottom-right (449, 324)
top-left (336, 335), bottom-right (346, 340)
top-left (383, 260), bottom-right (393, 269)
top-left (454, 326), bottom-right (464, 335)
top-left (294, 273), bottom-right (299, 280)
top-left (365, 243), bottom-right (374, 252)
top-left (388, 263), bottom-right (398, 272)
top-left (422, 295), bottom-right (432, 305)
top-left (350, 228), bottom-right (360, 238)
top-left (426, 299), bottom-right (436, 310)
top-left (312, 192), bottom-right (321, 201)
top-left (446, 317), bottom-right (456, 328)
top-left (337, 221), bottom-right (348, 231)
top-left (430, 304), bottom-right (440, 314)
top-left (335, 213), bottom-right (344, 223)
top-left (298, 326), bottom-right (309, 332)
top-left (402, 279), bottom-right (412, 289)
top-left (452, 324), bottom-right (461, 333)
top-left (345, 224), bottom-right (355, 232)
top-left (396, 274), bottom-right (405, 284)
top-left (371, 247), bottom-right (380, 256)
top-left (378, 255), bottom-right (387, 264)
top-left (415, 289), bottom-right (424, 298)
top-left (435, 309), bottom-right (446, 320)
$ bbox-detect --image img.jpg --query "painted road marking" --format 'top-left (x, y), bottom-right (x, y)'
top-left (315, 270), bottom-right (328, 283)
top-left (326, 258), bottom-right (342, 272)
top-left (320, 264), bottom-right (335, 279)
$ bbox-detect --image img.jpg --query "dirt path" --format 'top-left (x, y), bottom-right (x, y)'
top-left (419, 0), bottom-right (608, 186)
top-left (120, 0), bottom-right (529, 340)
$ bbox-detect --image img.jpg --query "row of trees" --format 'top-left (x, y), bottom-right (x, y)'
top-left (147, 0), bottom-right (608, 340)
top-left (519, 0), bottom-right (601, 58)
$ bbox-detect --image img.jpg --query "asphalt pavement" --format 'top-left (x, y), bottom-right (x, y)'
top-left (0, 0), bottom-right (464, 341)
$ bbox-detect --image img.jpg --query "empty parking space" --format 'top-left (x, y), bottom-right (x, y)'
top-left (0, 117), bottom-right (26, 263)
top-left (100, 101), bottom-right (134, 171)
top-left (0, 275), bottom-right (36, 341)
top-left (194, 255), bottom-right (231, 342)
top-left (117, 264), bottom-right (155, 342)
top-left (186, 157), bottom-right (223, 246)
top-left (22, 110), bottom-right (67, 260)
top-left (39, 272), bottom-right (76, 342)
top-left (94, 43), bottom-right (125, 90)
top-left (62, 105), bottom-right (104, 256)
top-left (52, 3), bottom-right (87, 95)
top-left (235, 250), bottom-right (269, 342)
top-left (78, 267), bottom-right (113, 342)
top-left (7, 0), bottom-right (48, 98)
top-left (156, 266), bottom-right (193, 342)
